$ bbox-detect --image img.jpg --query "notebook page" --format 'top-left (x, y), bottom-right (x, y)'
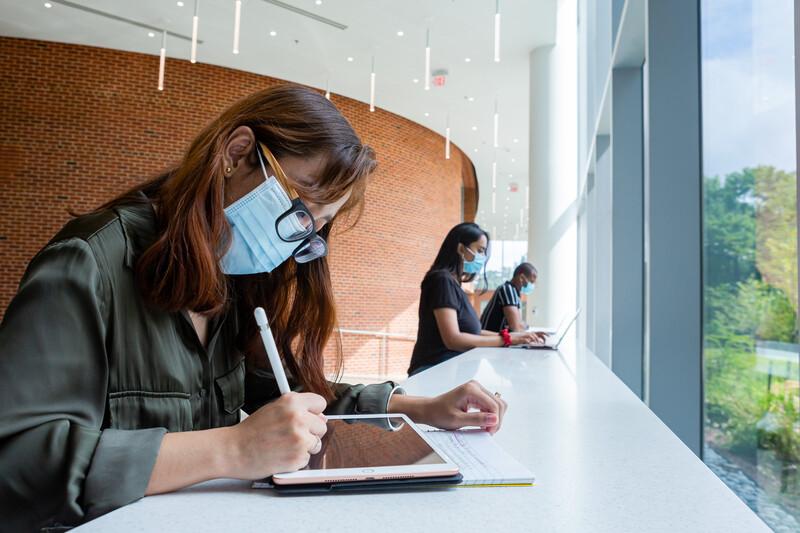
top-left (425, 430), bottom-right (535, 486)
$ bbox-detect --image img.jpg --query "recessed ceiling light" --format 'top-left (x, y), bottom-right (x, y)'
top-left (513, 138), bottom-right (519, 143)
top-left (397, 30), bottom-right (404, 37)
top-left (464, 57), bottom-right (471, 63)
top-left (315, 0), bottom-right (322, 4)
top-left (511, 158), bottom-right (516, 163)
top-left (148, 31), bottom-right (155, 37)
top-left (471, 126), bottom-right (478, 131)
top-left (473, 148), bottom-right (479, 153)
top-left (44, 1), bottom-right (52, 6)
top-left (424, 112), bottom-right (430, 117)
top-left (412, 78), bottom-right (419, 84)
top-left (466, 96), bottom-right (475, 102)
top-left (346, 56), bottom-right (354, 62)
top-left (177, 1), bottom-right (184, 6)
top-left (269, 30), bottom-right (277, 37)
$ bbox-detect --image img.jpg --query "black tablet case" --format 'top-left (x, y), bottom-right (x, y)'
top-left (264, 473), bottom-right (463, 495)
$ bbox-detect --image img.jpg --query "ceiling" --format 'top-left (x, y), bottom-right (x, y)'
top-left (0, 0), bottom-right (556, 240)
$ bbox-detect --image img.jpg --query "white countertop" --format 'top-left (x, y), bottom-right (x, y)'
top-left (74, 337), bottom-right (769, 532)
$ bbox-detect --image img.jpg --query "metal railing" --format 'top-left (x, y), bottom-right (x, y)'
top-left (334, 328), bottom-right (416, 377)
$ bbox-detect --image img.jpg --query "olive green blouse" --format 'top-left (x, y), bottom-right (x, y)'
top-left (0, 200), bottom-right (399, 533)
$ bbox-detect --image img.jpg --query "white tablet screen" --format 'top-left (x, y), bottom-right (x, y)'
top-left (306, 416), bottom-right (446, 470)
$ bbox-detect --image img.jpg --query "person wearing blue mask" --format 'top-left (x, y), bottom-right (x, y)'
top-left (407, 223), bottom-right (540, 376)
top-left (480, 262), bottom-right (539, 332)
top-left (0, 86), bottom-right (509, 532)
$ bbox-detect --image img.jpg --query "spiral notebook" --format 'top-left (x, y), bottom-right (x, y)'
top-left (424, 429), bottom-right (535, 487)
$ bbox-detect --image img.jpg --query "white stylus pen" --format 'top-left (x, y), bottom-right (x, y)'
top-left (254, 307), bottom-right (291, 395)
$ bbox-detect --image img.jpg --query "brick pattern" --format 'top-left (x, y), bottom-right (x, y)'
top-left (0, 38), bottom-right (476, 378)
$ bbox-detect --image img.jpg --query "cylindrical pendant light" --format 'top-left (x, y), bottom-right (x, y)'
top-left (158, 30), bottom-right (167, 91)
top-left (424, 29), bottom-right (431, 91)
top-left (190, 0), bottom-right (199, 63)
top-left (232, 0), bottom-right (241, 54)
top-left (494, 0), bottom-right (501, 62)
top-left (369, 57), bottom-right (376, 112)
top-left (445, 114), bottom-right (451, 160)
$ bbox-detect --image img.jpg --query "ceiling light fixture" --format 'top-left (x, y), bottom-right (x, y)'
top-left (473, 148), bottom-right (479, 153)
top-left (494, 0), bottom-right (501, 62)
top-left (369, 56), bottom-right (376, 112)
top-left (177, 1), bottom-right (185, 6)
top-left (190, 0), bottom-right (199, 63)
top-left (347, 56), bottom-right (354, 62)
top-left (315, 0), bottom-right (322, 5)
top-left (397, 30), bottom-right (404, 37)
top-left (232, 0), bottom-right (242, 54)
top-left (471, 125), bottom-right (477, 131)
top-left (269, 30), bottom-right (277, 37)
top-left (466, 96), bottom-right (475, 102)
top-left (424, 112), bottom-right (430, 117)
top-left (148, 31), bottom-right (155, 37)
top-left (412, 78), bottom-right (419, 84)
top-left (445, 115), bottom-right (451, 160)
top-left (424, 29), bottom-right (431, 91)
top-left (492, 160), bottom-right (497, 188)
top-left (511, 157), bottom-right (516, 163)
top-left (464, 57), bottom-right (471, 63)
top-left (44, 1), bottom-right (52, 6)
top-left (513, 138), bottom-right (519, 143)
top-left (158, 30), bottom-right (167, 91)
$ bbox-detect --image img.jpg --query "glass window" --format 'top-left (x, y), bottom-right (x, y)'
top-left (701, 0), bottom-right (799, 529)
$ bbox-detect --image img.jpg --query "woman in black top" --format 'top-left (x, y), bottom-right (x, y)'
top-left (408, 223), bottom-right (539, 378)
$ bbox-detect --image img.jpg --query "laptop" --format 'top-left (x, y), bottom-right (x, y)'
top-left (517, 309), bottom-right (580, 350)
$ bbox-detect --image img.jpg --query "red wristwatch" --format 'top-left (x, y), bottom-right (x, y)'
top-left (500, 328), bottom-right (512, 347)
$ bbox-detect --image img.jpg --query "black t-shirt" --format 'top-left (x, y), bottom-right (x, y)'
top-left (408, 269), bottom-right (482, 375)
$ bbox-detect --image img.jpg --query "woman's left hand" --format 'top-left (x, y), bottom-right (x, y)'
top-left (421, 380), bottom-right (508, 434)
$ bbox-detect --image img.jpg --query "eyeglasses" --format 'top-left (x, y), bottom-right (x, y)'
top-left (255, 142), bottom-right (328, 264)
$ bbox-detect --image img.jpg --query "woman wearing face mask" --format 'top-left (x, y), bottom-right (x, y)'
top-left (407, 223), bottom-right (540, 377)
top-left (0, 86), bottom-right (508, 532)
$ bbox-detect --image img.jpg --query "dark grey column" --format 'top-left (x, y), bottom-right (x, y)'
top-left (644, 0), bottom-right (703, 455)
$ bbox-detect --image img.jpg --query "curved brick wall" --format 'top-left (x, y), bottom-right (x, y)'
top-left (0, 38), bottom-right (476, 378)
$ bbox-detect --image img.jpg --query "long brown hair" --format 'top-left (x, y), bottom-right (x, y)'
top-left (103, 85), bottom-right (376, 399)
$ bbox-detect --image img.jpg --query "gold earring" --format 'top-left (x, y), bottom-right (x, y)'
top-left (224, 166), bottom-right (232, 176)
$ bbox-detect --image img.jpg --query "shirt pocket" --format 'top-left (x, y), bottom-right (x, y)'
top-left (215, 358), bottom-right (245, 424)
top-left (108, 391), bottom-right (194, 432)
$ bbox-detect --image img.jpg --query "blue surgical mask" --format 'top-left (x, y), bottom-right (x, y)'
top-left (521, 282), bottom-right (535, 295)
top-left (220, 167), bottom-right (307, 275)
top-left (463, 249), bottom-right (486, 274)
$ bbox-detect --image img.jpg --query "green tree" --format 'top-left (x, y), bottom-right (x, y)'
top-left (754, 166), bottom-right (798, 312)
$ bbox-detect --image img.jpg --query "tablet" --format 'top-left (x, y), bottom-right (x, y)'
top-left (271, 414), bottom-right (459, 485)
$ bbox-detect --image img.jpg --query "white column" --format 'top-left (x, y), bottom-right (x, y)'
top-left (527, 0), bottom-right (578, 327)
